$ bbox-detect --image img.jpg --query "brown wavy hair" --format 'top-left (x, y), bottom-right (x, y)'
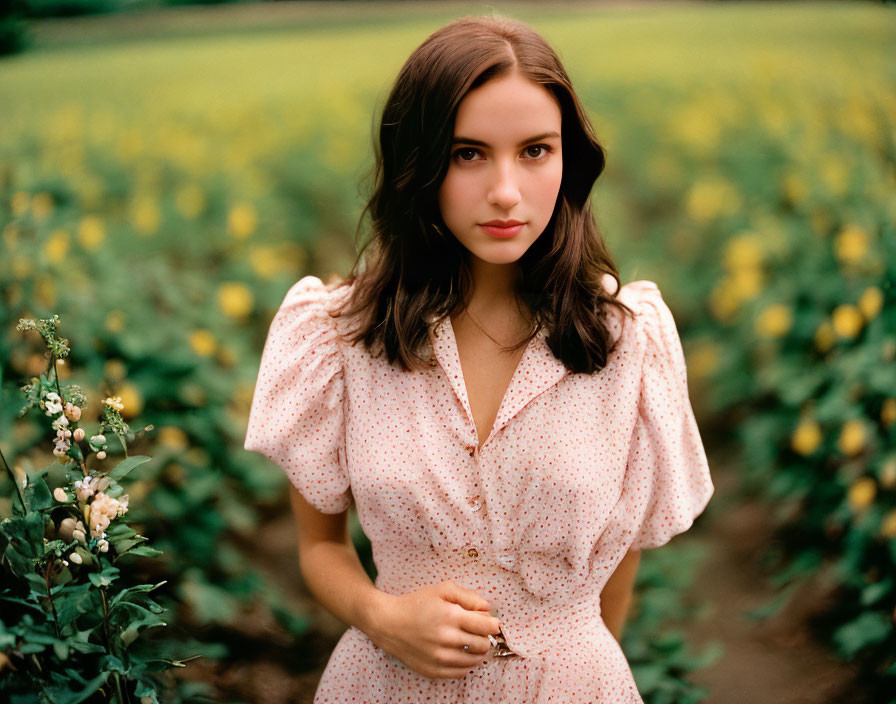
top-left (329, 13), bottom-right (634, 374)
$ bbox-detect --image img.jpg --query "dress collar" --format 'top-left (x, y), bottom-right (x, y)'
top-left (428, 315), bottom-right (568, 449)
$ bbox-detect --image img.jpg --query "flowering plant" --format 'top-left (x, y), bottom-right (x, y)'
top-left (1, 315), bottom-right (189, 703)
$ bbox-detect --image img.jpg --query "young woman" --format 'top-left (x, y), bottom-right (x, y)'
top-left (244, 13), bottom-right (714, 703)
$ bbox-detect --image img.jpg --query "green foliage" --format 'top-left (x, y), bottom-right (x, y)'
top-left (623, 544), bottom-right (723, 704)
top-left (0, 317), bottom-right (194, 702)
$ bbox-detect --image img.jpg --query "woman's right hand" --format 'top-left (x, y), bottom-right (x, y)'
top-left (365, 580), bottom-right (503, 679)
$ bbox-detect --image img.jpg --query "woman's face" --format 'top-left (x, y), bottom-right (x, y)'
top-left (438, 71), bottom-right (563, 267)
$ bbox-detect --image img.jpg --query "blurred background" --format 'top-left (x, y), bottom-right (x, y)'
top-left (1, 1), bottom-right (894, 702)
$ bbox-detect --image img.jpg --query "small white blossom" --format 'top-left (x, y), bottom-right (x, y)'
top-left (53, 487), bottom-right (69, 503)
top-left (56, 428), bottom-right (72, 440)
top-left (102, 397), bottom-right (124, 412)
top-left (97, 539), bottom-right (109, 552)
top-left (63, 402), bottom-right (81, 422)
top-left (90, 434), bottom-right (106, 445)
top-left (72, 528), bottom-right (86, 543)
top-left (96, 451), bottom-right (107, 460)
top-left (69, 552), bottom-right (82, 564)
top-left (74, 476), bottom-right (99, 502)
top-left (117, 495), bottom-right (129, 515)
top-left (73, 428), bottom-right (85, 442)
top-left (45, 400), bottom-right (63, 416)
top-left (52, 416), bottom-right (69, 430)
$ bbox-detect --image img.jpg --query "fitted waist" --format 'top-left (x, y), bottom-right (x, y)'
top-left (373, 543), bottom-right (608, 657)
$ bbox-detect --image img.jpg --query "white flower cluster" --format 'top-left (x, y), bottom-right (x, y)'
top-left (89, 491), bottom-right (129, 539)
top-left (42, 392), bottom-right (84, 459)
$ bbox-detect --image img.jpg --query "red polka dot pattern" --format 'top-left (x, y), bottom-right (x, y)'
top-left (244, 275), bottom-right (714, 703)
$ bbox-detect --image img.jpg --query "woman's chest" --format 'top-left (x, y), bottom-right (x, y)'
top-left (340, 361), bottom-right (639, 530)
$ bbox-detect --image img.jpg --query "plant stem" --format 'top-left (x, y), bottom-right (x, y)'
top-left (0, 446), bottom-right (26, 511)
top-left (44, 561), bottom-right (61, 638)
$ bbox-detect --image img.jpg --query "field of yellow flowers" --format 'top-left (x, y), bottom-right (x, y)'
top-left (2, 2), bottom-right (894, 701)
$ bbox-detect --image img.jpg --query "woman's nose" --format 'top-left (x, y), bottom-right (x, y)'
top-left (487, 161), bottom-right (521, 209)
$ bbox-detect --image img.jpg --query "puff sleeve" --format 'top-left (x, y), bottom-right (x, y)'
top-left (623, 282), bottom-right (714, 551)
top-left (243, 276), bottom-right (352, 514)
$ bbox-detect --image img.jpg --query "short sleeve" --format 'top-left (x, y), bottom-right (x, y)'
top-left (243, 275), bottom-right (352, 514)
top-left (623, 281), bottom-right (714, 551)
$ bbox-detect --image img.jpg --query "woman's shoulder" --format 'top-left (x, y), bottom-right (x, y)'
top-left (600, 274), bottom-right (669, 349)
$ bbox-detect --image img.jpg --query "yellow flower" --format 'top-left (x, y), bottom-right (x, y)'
top-left (880, 455), bottom-right (896, 489)
top-left (819, 154), bottom-right (848, 196)
top-left (228, 202), bottom-right (257, 239)
top-left (11, 191), bottom-right (30, 217)
top-left (158, 426), bottom-right (189, 451)
top-left (105, 310), bottom-right (126, 334)
top-left (880, 509), bottom-right (896, 540)
top-left (730, 266), bottom-right (763, 303)
top-left (847, 477), bottom-right (876, 513)
top-left (687, 341), bottom-right (720, 380)
top-left (31, 192), bottom-right (55, 221)
top-left (834, 224), bottom-right (869, 264)
top-left (175, 183), bottom-right (206, 219)
top-left (782, 172), bottom-right (808, 205)
top-left (685, 178), bottom-right (741, 222)
top-left (43, 229), bottom-right (70, 264)
top-left (882, 398), bottom-right (896, 428)
top-left (791, 419), bottom-right (822, 456)
top-left (723, 234), bottom-right (763, 272)
top-left (189, 329), bottom-right (216, 357)
top-left (217, 282), bottom-right (254, 319)
top-left (250, 246), bottom-right (282, 279)
top-left (709, 280), bottom-right (740, 323)
top-left (814, 321), bottom-right (836, 353)
top-left (755, 304), bottom-right (793, 339)
top-left (831, 304), bottom-right (863, 339)
top-left (77, 215), bottom-right (106, 251)
top-left (857, 286), bottom-right (883, 320)
top-left (115, 382), bottom-right (142, 420)
top-left (838, 419), bottom-right (866, 456)
top-left (131, 195), bottom-right (161, 236)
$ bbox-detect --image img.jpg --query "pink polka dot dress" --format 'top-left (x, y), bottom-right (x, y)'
top-left (244, 274), bottom-right (714, 703)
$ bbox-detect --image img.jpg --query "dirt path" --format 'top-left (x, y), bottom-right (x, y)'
top-left (679, 459), bottom-right (869, 704)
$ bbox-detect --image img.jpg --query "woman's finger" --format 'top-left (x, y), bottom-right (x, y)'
top-left (450, 632), bottom-right (491, 655)
top-left (456, 608), bottom-right (502, 637)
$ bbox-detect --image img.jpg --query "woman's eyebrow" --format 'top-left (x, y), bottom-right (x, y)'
top-left (450, 131), bottom-right (561, 147)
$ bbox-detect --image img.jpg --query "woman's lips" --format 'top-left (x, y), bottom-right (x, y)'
top-left (480, 223), bottom-right (524, 239)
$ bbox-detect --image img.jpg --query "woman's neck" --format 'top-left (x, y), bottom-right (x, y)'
top-left (458, 257), bottom-right (532, 331)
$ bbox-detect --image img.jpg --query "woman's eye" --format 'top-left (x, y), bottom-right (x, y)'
top-left (454, 148), bottom-right (480, 162)
top-left (524, 144), bottom-right (551, 159)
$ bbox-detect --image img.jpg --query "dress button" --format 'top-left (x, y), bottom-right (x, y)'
top-left (467, 547), bottom-right (479, 559)
top-left (467, 494), bottom-right (483, 512)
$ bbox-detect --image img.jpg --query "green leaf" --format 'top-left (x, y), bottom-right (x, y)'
top-left (54, 583), bottom-right (93, 628)
top-left (107, 455), bottom-right (151, 482)
top-left (53, 638), bottom-right (70, 660)
top-left (88, 565), bottom-right (120, 588)
top-left (832, 611), bottom-right (891, 658)
top-left (126, 545), bottom-right (163, 558)
top-left (110, 581), bottom-right (167, 609)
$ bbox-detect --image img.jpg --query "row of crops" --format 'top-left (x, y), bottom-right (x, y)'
top-left (2, 3), bottom-right (894, 702)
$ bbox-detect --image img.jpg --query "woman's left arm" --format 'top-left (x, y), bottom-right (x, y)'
top-left (599, 548), bottom-right (641, 641)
